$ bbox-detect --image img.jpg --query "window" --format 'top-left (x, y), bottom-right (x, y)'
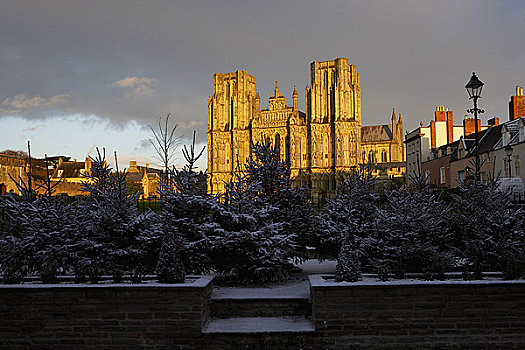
top-left (515, 155), bottom-right (520, 177)
top-left (458, 170), bottom-right (465, 182)
top-left (504, 159), bottom-right (510, 177)
top-left (440, 167), bottom-right (446, 184)
top-left (58, 170), bottom-right (63, 177)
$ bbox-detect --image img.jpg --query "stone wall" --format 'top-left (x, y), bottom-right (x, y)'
top-left (310, 275), bottom-right (525, 349)
top-left (2, 275), bottom-right (525, 349)
top-left (0, 276), bottom-right (213, 350)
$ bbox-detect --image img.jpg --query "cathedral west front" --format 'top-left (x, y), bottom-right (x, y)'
top-left (207, 57), bottom-right (404, 201)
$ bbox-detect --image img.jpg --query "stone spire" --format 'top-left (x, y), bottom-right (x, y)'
top-left (392, 107), bottom-right (397, 131)
top-left (293, 84), bottom-right (298, 110)
top-left (274, 80), bottom-right (280, 97)
top-left (255, 88), bottom-right (260, 111)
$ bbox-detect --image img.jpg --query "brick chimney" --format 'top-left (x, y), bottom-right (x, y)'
top-left (435, 106), bottom-right (446, 122)
top-left (446, 109), bottom-right (454, 144)
top-left (463, 116), bottom-right (481, 137)
top-left (488, 116), bottom-right (499, 126)
top-left (509, 86), bottom-right (525, 121)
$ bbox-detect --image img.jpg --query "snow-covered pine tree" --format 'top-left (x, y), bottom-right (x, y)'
top-left (451, 179), bottom-right (525, 280)
top-left (158, 132), bottom-right (213, 275)
top-left (335, 239), bottom-right (362, 282)
top-left (228, 141), bottom-right (314, 260)
top-left (75, 148), bottom-right (157, 283)
top-left (371, 184), bottom-right (454, 280)
top-left (156, 232), bottom-right (186, 283)
top-left (0, 152), bottom-right (76, 284)
top-left (315, 172), bottom-right (379, 260)
top-left (212, 141), bottom-right (301, 284)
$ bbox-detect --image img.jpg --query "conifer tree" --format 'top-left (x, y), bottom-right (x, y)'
top-left (156, 232), bottom-right (186, 283)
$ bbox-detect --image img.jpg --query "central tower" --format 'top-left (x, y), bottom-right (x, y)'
top-left (306, 58), bottom-right (361, 180)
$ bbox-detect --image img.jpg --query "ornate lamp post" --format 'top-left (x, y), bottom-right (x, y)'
top-left (505, 144), bottom-right (513, 177)
top-left (465, 72), bottom-right (485, 183)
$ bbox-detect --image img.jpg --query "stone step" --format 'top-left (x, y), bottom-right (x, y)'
top-left (211, 297), bottom-right (312, 318)
top-left (202, 316), bottom-right (315, 334)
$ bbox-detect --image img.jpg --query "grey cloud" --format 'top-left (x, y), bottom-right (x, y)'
top-left (1, 0), bottom-right (524, 144)
top-left (135, 138), bottom-right (151, 152)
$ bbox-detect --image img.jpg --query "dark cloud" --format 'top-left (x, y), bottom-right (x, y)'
top-left (1, 0), bottom-right (525, 145)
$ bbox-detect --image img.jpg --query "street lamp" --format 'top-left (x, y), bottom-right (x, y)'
top-left (465, 72), bottom-right (485, 184)
top-left (505, 144), bottom-right (513, 177)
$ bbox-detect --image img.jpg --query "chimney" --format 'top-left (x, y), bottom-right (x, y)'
top-left (446, 110), bottom-right (454, 144)
top-left (488, 116), bottom-right (499, 126)
top-left (85, 157), bottom-right (92, 173)
top-left (430, 120), bottom-right (436, 149)
top-left (129, 160), bottom-right (138, 172)
top-left (435, 106), bottom-right (446, 122)
top-left (463, 117), bottom-right (481, 137)
top-left (509, 85), bottom-right (525, 121)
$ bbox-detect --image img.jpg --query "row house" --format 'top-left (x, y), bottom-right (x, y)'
top-left (421, 117), bottom-right (525, 190)
top-left (404, 106), bottom-right (491, 180)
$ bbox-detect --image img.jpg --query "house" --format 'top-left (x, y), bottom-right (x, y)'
top-left (405, 106), bottom-right (491, 180)
top-left (493, 117), bottom-right (525, 186)
top-left (124, 161), bottom-right (163, 198)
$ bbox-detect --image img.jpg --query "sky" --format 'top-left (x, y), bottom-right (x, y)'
top-left (1, 0), bottom-right (525, 170)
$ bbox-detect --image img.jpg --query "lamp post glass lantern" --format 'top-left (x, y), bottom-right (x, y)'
top-left (465, 72), bottom-right (485, 183)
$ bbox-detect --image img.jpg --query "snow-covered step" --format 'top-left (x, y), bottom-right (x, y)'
top-left (202, 316), bottom-right (315, 334)
top-left (211, 297), bottom-right (311, 318)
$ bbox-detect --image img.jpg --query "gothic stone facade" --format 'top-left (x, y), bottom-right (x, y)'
top-left (207, 58), bottom-right (404, 200)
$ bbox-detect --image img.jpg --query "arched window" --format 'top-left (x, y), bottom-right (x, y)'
top-left (368, 151), bottom-right (374, 164)
top-left (382, 150), bottom-right (387, 163)
top-left (274, 133), bottom-right (281, 151)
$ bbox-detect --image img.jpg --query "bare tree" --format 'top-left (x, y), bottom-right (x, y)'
top-left (181, 130), bottom-right (205, 174)
top-left (149, 113), bottom-right (179, 183)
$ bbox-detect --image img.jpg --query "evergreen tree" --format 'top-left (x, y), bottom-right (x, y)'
top-left (335, 240), bottom-right (362, 282)
top-left (156, 232), bottom-right (186, 283)
top-left (158, 132), bottom-right (213, 275)
top-left (370, 185), bottom-right (454, 280)
top-left (75, 148), bottom-right (157, 283)
top-left (451, 180), bottom-right (525, 280)
top-left (315, 172), bottom-right (379, 260)
top-left (212, 141), bottom-right (304, 284)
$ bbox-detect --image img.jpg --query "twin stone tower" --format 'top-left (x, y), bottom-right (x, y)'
top-left (207, 57), bottom-right (404, 202)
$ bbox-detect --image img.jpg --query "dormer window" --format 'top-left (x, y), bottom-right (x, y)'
top-left (502, 132), bottom-right (509, 146)
top-left (58, 170), bottom-right (63, 177)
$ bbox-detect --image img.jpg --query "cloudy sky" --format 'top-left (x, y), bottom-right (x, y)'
top-left (1, 0), bottom-right (524, 169)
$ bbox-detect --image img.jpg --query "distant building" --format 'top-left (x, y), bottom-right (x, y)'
top-left (50, 158), bottom-right (162, 197)
top-left (493, 117), bottom-right (525, 185)
top-left (0, 153), bottom-right (47, 195)
top-left (125, 161), bottom-right (163, 198)
top-left (420, 115), bottom-right (525, 191)
top-left (207, 57), bottom-right (405, 203)
top-left (404, 106), bottom-right (491, 180)
top-left (50, 157), bottom-right (94, 196)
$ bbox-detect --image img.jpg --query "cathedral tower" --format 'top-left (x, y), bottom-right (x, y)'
top-left (307, 58), bottom-right (361, 176)
top-left (207, 71), bottom-right (256, 194)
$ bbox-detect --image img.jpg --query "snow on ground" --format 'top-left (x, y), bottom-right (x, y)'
top-left (212, 259), bottom-right (336, 299)
top-left (203, 316), bottom-right (314, 333)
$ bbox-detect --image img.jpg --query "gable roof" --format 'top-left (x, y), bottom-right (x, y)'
top-left (361, 125), bottom-right (392, 142)
top-left (52, 161), bottom-right (85, 178)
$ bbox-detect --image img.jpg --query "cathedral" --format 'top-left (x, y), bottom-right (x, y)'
top-left (207, 57), bottom-right (404, 201)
